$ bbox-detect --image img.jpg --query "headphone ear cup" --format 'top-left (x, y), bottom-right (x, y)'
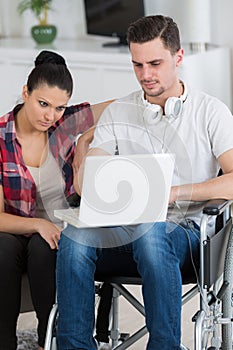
top-left (143, 104), bottom-right (162, 124)
top-left (165, 97), bottom-right (183, 119)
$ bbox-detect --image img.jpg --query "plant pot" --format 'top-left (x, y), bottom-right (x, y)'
top-left (31, 25), bottom-right (57, 44)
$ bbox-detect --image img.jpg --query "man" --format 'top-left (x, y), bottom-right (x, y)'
top-left (56, 15), bottom-right (233, 349)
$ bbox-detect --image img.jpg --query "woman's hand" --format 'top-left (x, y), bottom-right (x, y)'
top-left (33, 218), bottom-right (62, 249)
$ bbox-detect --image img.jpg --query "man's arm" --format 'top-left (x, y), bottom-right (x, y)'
top-left (72, 100), bottom-right (114, 172)
top-left (91, 100), bottom-right (115, 124)
top-left (73, 147), bottom-right (110, 195)
top-left (170, 148), bottom-right (233, 204)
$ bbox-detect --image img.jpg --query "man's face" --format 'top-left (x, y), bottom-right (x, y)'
top-left (130, 38), bottom-right (184, 103)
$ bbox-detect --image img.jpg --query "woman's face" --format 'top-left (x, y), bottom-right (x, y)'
top-left (22, 84), bottom-right (70, 132)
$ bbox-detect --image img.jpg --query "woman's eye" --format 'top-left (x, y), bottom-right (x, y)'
top-left (39, 101), bottom-right (48, 107)
top-left (56, 106), bottom-right (66, 112)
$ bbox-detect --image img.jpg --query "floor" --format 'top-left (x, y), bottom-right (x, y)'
top-left (17, 284), bottom-right (198, 349)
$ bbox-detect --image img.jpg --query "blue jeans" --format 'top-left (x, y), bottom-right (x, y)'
top-left (56, 221), bottom-right (200, 350)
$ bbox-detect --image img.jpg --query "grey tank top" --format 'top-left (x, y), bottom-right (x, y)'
top-left (27, 150), bottom-right (69, 225)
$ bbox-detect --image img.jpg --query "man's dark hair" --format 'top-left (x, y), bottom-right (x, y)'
top-left (127, 15), bottom-right (181, 55)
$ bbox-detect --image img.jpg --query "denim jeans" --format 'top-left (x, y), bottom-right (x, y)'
top-left (56, 221), bottom-right (200, 350)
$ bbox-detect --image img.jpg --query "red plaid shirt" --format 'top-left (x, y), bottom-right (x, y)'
top-left (0, 103), bottom-right (93, 217)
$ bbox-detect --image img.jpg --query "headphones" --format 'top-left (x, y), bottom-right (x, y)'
top-left (142, 81), bottom-right (188, 125)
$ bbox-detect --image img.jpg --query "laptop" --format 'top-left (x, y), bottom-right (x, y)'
top-left (54, 153), bottom-right (175, 228)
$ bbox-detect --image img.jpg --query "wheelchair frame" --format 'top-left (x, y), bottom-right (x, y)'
top-left (44, 199), bottom-right (233, 350)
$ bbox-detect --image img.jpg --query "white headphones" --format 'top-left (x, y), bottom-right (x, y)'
top-left (142, 81), bottom-right (188, 124)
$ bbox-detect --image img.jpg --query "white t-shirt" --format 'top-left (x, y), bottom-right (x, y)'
top-left (91, 86), bottom-right (233, 225)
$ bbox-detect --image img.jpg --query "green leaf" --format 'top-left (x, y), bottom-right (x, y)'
top-left (17, 0), bottom-right (52, 17)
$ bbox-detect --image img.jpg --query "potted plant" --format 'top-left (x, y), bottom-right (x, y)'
top-left (17, 0), bottom-right (57, 44)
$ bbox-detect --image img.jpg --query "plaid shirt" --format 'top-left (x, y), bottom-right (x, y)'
top-left (0, 103), bottom-right (93, 218)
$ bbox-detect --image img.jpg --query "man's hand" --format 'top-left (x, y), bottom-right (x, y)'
top-left (72, 126), bottom-right (96, 174)
top-left (169, 184), bottom-right (193, 205)
top-left (72, 100), bottom-right (114, 173)
top-left (169, 186), bottom-right (179, 205)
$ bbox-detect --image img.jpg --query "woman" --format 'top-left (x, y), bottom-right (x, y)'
top-left (0, 50), bottom-right (111, 350)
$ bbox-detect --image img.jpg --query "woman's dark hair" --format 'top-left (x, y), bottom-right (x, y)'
top-left (26, 50), bottom-right (73, 97)
top-left (127, 15), bottom-right (181, 55)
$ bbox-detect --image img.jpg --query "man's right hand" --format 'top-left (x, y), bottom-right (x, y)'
top-left (72, 126), bottom-right (96, 174)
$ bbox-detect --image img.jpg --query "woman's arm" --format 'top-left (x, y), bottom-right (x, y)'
top-left (0, 186), bottom-right (61, 249)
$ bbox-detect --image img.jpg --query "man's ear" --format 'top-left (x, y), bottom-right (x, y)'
top-left (22, 85), bottom-right (29, 102)
top-left (175, 48), bottom-right (184, 67)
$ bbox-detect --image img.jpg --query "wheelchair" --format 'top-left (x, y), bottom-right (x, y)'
top-left (44, 199), bottom-right (233, 350)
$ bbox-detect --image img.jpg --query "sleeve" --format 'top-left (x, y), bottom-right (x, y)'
top-left (207, 98), bottom-right (233, 158)
top-left (0, 149), bottom-right (2, 186)
top-left (90, 104), bottom-right (117, 155)
top-left (49, 103), bottom-right (95, 162)
top-left (63, 102), bottom-right (94, 135)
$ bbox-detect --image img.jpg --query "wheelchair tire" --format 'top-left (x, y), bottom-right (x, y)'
top-left (222, 226), bottom-right (233, 350)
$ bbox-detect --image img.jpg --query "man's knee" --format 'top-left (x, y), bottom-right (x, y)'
top-left (58, 231), bottom-right (97, 265)
top-left (134, 222), bottom-right (170, 248)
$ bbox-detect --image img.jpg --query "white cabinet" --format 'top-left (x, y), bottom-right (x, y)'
top-left (68, 61), bottom-right (139, 104)
top-left (0, 37), bottom-right (231, 116)
top-left (0, 58), bottom-right (32, 112)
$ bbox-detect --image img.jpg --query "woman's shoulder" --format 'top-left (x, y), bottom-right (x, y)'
top-left (49, 101), bottom-right (93, 135)
top-left (0, 110), bottom-right (15, 140)
top-left (0, 110), bottom-right (12, 123)
top-left (64, 102), bottom-right (91, 116)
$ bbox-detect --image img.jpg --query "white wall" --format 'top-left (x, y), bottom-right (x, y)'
top-left (0, 0), bottom-right (86, 39)
top-left (0, 0), bottom-right (232, 47)
top-left (0, 0), bottom-right (230, 44)
top-left (210, 0), bottom-right (233, 103)
top-left (211, 0), bottom-right (233, 52)
top-left (0, 0), bottom-right (232, 104)
top-left (144, 0), bottom-right (211, 45)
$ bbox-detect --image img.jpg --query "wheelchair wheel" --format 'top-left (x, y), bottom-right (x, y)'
top-left (222, 227), bottom-right (233, 350)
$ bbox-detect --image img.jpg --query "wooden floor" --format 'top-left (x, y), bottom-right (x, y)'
top-left (18, 285), bottom-right (199, 349)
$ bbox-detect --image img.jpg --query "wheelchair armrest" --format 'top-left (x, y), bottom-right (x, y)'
top-left (202, 199), bottom-right (233, 216)
top-left (66, 193), bottom-right (81, 208)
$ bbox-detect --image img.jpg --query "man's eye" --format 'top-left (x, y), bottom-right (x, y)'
top-left (39, 101), bottom-right (48, 107)
top-left (151, 62), bottom-right (160, 66)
